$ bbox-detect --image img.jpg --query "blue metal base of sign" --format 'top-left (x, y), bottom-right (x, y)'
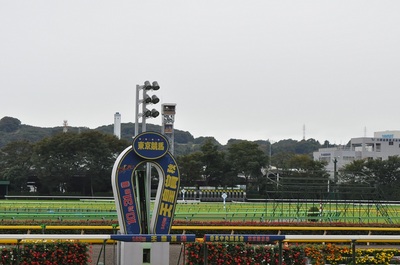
top-left (111, 234), bottom-right (196, 243)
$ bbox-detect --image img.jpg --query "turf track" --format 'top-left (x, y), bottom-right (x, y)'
top-left (0, 200), bottom-right (399, 223)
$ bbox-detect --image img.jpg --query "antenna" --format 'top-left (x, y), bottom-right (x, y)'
top-left (303, 124), bottom-right (306, 140)
top-left (364, 126), bottom-right (367, 137)
top-left (63, 120), bottom-right (68, 133)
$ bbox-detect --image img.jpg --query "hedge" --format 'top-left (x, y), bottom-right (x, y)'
top-left (0, 242), bottom-right (89, 265)
top-left (185, 243), bottom-right (400, 265)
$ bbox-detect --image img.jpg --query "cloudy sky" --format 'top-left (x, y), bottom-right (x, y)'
top-left (1, 1), bottom-right (399, 145)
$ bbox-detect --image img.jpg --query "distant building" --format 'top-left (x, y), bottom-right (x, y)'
top-left (114, 112), bottom-right (121, 139)
top-left (313, 130), bottom-right (400, 177)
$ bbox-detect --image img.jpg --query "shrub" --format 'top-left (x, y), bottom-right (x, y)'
top-left (307, 206), bottom-right (320, 222)
top-left (0, 242), bottom-right (89, 265)
top-left (185, 242), bottom-right (306, 265)
top-left (185, 242), bottom-right (400, 265)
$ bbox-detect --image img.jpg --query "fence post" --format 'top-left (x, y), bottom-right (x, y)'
top-left (204, 240), bottom-right (208, 265)
top-left (278, 240), bottom-right (283, 265)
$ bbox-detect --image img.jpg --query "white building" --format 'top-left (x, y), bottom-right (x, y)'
top-left (313, 130), bottom-right (400, 177)
top-left (114, 112), bottom-right (121, 139)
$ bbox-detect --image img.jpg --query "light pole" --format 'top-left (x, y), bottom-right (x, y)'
top-left (333, 157), bottom-right (338, 200)
top-left (333, 157), bottom-right (338, 183)
top-left (135, 81), bottom-right (160, 136)
top-left (268, 139), bottom-right (274, 168)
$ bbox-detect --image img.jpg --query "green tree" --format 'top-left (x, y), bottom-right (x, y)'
top-left (341, 156), bottom-right (400, 200)
top-left (270, 151), bottom-right (295, 169)
top-left (176, 151), bottom-right (204, 186)
top-left (77, 131), bottom-right (129, 195)
top-left (200, 139), bottom-right (226, 186)
top-left (219, 158), bottom-right (242, 187)
top-left (177, 139), bottom-right (241, 188)
top-left (227, 140), bottom-right (268, 191)
top-left (271, 154), bottom-right (329, 199)
top-left (340, 159), bottom-right (372, 182)
top-left (286, 154), bottom-right (320, 170)
top-left (0, 116), bottom-right (21, 133)
top-left (271, 139), bottom-right (299, 154)
top-left (0, 140), bottom-right (34, 192)
top-left (339, 159), bottom-right (379, 200)
top-left (373, 156), bottom-right (400, 200)
top-left (294, 139), bottom-right (322, 154)
top-left (32, 131), bottom-right (128, 195)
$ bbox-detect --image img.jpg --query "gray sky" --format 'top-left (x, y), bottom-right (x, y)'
top-left (1, 1), bottom-right (399, 145)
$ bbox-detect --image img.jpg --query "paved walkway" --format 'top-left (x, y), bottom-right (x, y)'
top-left (90, 243), bottom-right (186, 265)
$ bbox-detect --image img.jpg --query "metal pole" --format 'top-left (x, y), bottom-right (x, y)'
top-left (351, 240), bottom-right (356, 265)
top-left (135, 85), bottom-right (140, 136)
top-left (142, 88), bottom-right (146, 133)
top-left (140, 86), bottom-right (151, 234)
top-left (145, 164), bottom-right (151, 233)
top-left (103, 239), bottom-right (107, 265)
top-left (269, 140), bottom-right (272, 167)
top-left (204, 241), bottom-right (208, 265)
top-left (170, 132), bottom-right (175, 156)
top-left (333, 158), bottom-right (338, 183)
top-left (278, 240), bottom-right (283, 265)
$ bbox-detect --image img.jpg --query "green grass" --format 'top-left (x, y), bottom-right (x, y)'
top-left (1, 200), bottom-right (400, 224)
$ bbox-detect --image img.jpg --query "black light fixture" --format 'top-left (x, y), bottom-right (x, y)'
top-left (135, 81), bottom-right (161, 135)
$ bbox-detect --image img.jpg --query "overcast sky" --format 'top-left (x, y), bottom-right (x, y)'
top-left (1, 1), bottom-right (399, 145)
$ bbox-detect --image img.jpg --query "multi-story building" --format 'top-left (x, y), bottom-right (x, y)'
top-left (313, 130), bottom-right (400, 177)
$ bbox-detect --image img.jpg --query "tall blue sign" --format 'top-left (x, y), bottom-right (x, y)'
top-left (111, 132), bottom-right (180, 234)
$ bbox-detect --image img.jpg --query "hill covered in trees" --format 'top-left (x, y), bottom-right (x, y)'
top-left (8, 116), bottom-right (399, 201)
top-left (0, 116), bottom-right (336, 156)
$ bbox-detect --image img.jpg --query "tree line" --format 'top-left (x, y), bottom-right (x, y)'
top-left (338, 156), bottom-right (400, 201)
top-left (0, 131), bottom-right (128, 195)
top-left (1, 116), bottom-right (338, 157)
top-left (1, 130), bottom-right (323, 196)
top-left (1, 125), bottom-right (400, 200)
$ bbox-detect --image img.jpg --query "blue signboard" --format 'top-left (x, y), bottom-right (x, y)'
top-left (111, 131), bottom-right (180, 235)
top-left (133, 132), bottom-right (169, 160)
top-left (111, 234), bottom-right (196, 243)
top-left (204, 234), bottom-right (285, 243)
top-left (151, 153), bottom-right (180, 234)
top-left (111, 147), bottom-right (142, 234)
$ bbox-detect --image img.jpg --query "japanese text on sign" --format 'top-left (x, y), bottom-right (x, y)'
top-left (137, 140), bottom-right (165, 151)
top-left (120, 181), bottom-right (137, 225)
top-left (204, 235), bottom-right (282, 243)
top-left (159, 166), bottom-right (179, 218)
